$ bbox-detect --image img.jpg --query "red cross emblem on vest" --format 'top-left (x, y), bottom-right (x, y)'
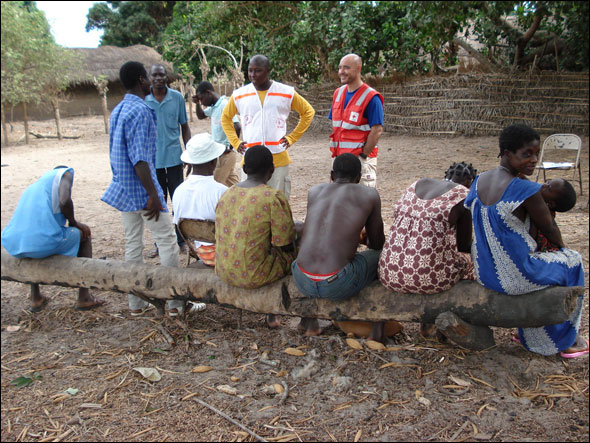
top-left (349, 111), bottom-right (359, 122)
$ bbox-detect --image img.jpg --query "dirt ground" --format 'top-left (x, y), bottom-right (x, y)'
top-left (1, 114), bottom-right (589, 442)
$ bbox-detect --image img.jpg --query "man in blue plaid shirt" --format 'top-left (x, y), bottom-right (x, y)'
top-left (101, 61), bottom-right (185, 317)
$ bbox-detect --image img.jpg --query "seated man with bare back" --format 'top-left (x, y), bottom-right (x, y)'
top-left (292, 153), bottom-right (385, 339)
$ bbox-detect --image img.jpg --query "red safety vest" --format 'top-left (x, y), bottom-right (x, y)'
top-left (329, 83), bottom-right (383, 158)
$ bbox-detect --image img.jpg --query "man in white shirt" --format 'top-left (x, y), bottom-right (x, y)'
top-left (173, 133), bottom-right (228, 272)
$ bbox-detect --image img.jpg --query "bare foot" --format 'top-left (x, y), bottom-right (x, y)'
top-left (30, 296), bottom-right (49, 313)
top-left (305, 325), bottom-right (323, 336)
top-left (266, 314), bottom-right (280, 328)
top-left (297, 318), bottom-right (322, 336)
top-left (76, 296), bottom-right (106, 311)
top-left (368, 322), bottom-right (385, 344)
top-left (419, 322), bottom-right (437, 338)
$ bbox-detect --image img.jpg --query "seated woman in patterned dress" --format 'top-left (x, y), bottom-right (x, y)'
top-left (465, 124), bottom-right (587, 358)
top-left (215, 145), bottom-right (298, 328)
top-left (378, 161), bottom-right (477, 336)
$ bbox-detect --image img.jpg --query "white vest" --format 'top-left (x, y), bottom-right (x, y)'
top-left (233, 81), bottom-right (294, 154)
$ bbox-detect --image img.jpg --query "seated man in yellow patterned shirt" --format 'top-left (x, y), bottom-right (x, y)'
top-left (215, 146), bottom-right (297, 328)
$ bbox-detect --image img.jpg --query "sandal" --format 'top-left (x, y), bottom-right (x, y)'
top-left (560, 338), bottom-right (589, 359)
top-left (168, 302), bottom-right (206, 317)
top-left (130, 304), bottom-right (155, 317)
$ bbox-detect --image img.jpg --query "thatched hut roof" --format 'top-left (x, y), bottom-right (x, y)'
top-left (67, 44), bottom-right (175, 85)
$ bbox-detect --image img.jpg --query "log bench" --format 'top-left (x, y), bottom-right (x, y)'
top-left (1, 250), bottom-right (584, 349)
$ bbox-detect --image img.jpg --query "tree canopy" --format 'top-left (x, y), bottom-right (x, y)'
top-left (88, 1), bottom-right (589, 85)
top-left (1, 1), bottom-right (72, 107)
top-left (85, 1), bottom-right (176, 50)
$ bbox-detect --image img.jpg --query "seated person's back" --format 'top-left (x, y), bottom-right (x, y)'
top-left (215, 145), bottom-right (297, 289)
top-left (292, 154), bottom-right (385, 340)
top-left (173, 133), bottom-right (228, 266)
top-left (296, 154), bottom-right (384, 276)
top-left (379, 161), bottom-right (477, 294)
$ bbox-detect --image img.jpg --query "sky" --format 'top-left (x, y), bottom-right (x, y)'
top-left (36, 1), bottom-right (104, 48)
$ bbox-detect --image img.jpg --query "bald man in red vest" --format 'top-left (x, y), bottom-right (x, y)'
top-left (329, 54), bottom-right (384, 187)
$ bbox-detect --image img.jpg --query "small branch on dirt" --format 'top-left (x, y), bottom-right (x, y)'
top-left (449, 420), bottom-right (471, 442)
top-left (156, 324), bottom-right (175, 345)
top-left (259, 358), bottom-right (279, 367)
top-left (51, 427), bottom-right (73, 442)
top-left (193, 398), bottom-right (268, 442)
top-left (366, 350), bottom-right (389, 364)
top-left (29, 131), bottom-right (80, 140)
top-left (278, 381), bottom-right (289, 405)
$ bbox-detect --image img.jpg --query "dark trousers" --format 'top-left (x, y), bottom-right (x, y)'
top-left (156, 165), bottom-right (185, 246)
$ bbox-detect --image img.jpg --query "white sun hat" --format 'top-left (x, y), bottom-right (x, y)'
top-left (181, 133), bottom-right (226, 165)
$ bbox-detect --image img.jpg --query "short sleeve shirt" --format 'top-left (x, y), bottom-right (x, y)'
top-left (215, 185), bottom-right (296, 288)
top-left (102, 94), bottom-right (167, 212)
top-left (145, 87), bottom-right (188, 169)
top-left (172, 175), bottom-right (228, 247)
top-left (203, 95), bottom-right (238, 146)
top-left (329, 90), bottom-right (383, 127)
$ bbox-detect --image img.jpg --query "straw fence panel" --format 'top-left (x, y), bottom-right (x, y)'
top-left (300, 72), bottom-right (589, 136)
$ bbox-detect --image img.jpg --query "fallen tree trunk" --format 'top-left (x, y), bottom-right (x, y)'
top-left (1, 250), bottom-right (583, 328)
top-left (29, 131), bottom-right (81, 140)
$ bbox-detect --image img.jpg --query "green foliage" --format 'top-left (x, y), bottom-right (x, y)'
top-left (1, 1), bottom-right (73, 107)
top-left (96, 1), bottom-right (589, 84)
top-left (86, 1), bottom-right (176, 50)
top-left (540, 1), bottom-right (589, 71)
top-left (10, 372), bottom-right (42, 388)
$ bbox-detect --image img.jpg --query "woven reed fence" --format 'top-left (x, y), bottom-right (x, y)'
top-left (299, 72), bottom-right (589, 136)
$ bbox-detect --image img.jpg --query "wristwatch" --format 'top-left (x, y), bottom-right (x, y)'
top-left (359, 153), bottom-right (368, 159)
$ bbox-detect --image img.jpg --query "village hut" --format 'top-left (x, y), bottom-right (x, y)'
top-left (11, 44), bottom-right (175, 121)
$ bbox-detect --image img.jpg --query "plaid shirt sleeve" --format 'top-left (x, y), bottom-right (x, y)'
top-left (102, 96), bottom-right (167, 212)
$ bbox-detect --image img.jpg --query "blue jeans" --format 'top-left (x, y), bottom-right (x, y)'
top-left (291, 249), bottom-right (381, 301)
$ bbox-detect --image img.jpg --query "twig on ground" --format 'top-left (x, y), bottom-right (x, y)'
top-left (278, 381), bottom-right (289, 405)
top-left (193, 398), bottom-right (268, 442)
top-left (366, 349), bottom-right (389, 364)
top-left (29, 131), bottom-right (81, 139)
top-left (156, 324), bottom-right (175, 345)
top-left (449, 420), bottom-right (471, 442)
top-left (259, 358), bottom-right (279, 367)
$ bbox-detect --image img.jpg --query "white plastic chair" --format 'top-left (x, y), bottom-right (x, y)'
top-left (535, 134), bottom-right (583, 195)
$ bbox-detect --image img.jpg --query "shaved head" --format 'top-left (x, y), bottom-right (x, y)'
top-left (340, 53), bottom-right (362, 68)
top-left (338, 53), bottom-right (363, 88)
top-left (248, 54), bottom-right (272, 90)
top-left (249, 54), bottom-right (270, 70)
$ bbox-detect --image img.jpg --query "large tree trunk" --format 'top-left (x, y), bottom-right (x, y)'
top-left (1, 251), bottom-right (582, 328)
top-left (23, 102), bottom-right (30, 145)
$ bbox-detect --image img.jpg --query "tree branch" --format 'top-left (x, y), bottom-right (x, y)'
top-left (514, 11), bottom-right (544, 67)
top-left (452, 37), bottom-right (494, 71)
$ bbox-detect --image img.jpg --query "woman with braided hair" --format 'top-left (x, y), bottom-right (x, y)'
top-left (378, 161), bottom-right (477, 298)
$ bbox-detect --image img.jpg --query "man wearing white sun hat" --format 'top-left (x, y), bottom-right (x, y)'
top-left (172, 133), bottom-right (229, 277)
